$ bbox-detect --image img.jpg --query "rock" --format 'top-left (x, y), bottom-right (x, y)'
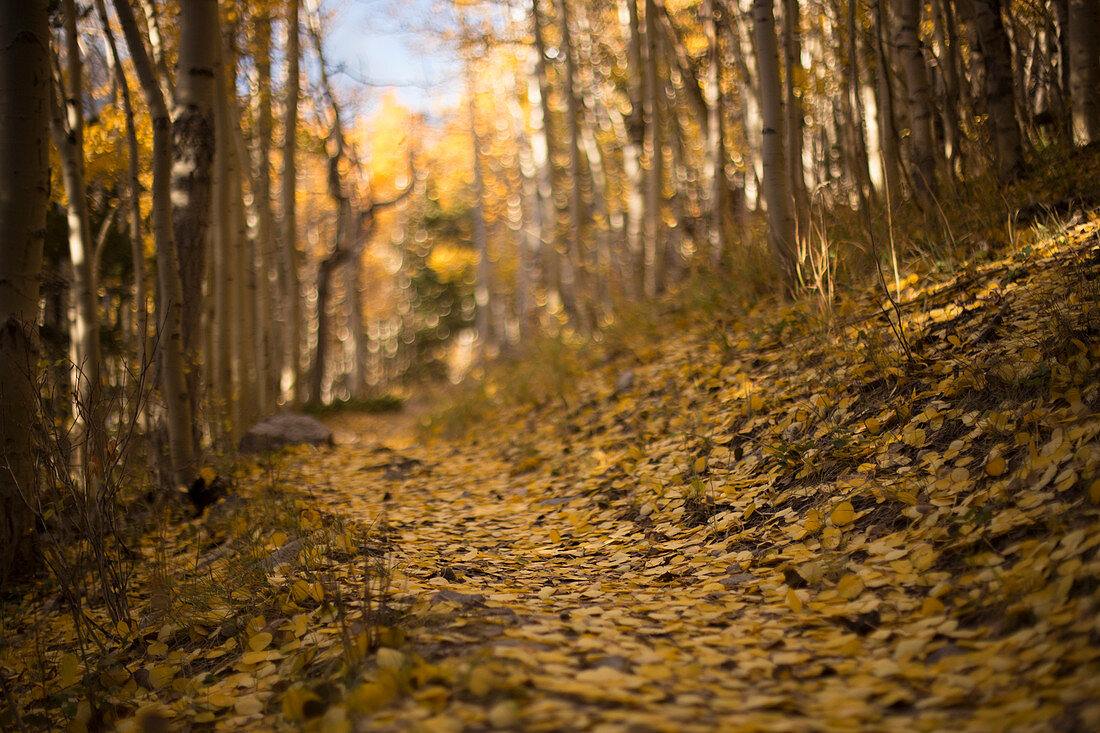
top-left (239, 413), bottom-right (333, 454)
top-left (614, 369), bottom-right (635, 394)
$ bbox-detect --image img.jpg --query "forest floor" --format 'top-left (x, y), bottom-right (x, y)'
top-left (4, 215), bottom-right (1100, 732)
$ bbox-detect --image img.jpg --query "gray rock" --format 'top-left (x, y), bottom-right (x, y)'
top-left (239, 413), bottom-right (333, 454)
top-left (614, 369), bottom-right (635, 393)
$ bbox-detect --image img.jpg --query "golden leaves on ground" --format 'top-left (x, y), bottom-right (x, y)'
top-left (6, 226), bottom-right (1100, 730)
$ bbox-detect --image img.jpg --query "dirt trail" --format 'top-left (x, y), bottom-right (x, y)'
top-left (266, 232), bottom-right (1100, 731)
top-left (282, 413), bottom-right (1096, 731)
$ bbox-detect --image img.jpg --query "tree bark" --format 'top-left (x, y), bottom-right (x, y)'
top-left (112, 0), bottom-right (196, 485)
top-left (93, 0), bottom-right (148, 367)
top-left (782, 0), bottom-right (808, 242)
top-left (172, 0), bottom-right (219, 443)
top-left (753, 0), bottom-right (798, 293)
top-left (892, 0), bottom-right (937, 209)
top-left (642, 0), bottom-right (665, 297)
top-left (468, 61), bottom-right (493, 354)
top-left (283, 0), bottom-right (304, 406)
top-left (971, 0), bottom-right (1023, 181)
top-left (558, 0), bottom-right (590, 327)
top-left (703, 0), bottom-right (725, 263)
top-left (252, 7), bottom-right (275, 414)
top-left (619, 0), bottom-right (646, 295)
top-left (49, 0), bottom-right (105, 483)
top-left (873, 0), bottom-right (903, 208)
top-left (1068, 0), bottom-right (1100, 145)
top-left (0, 0), bottom-right (50, 583)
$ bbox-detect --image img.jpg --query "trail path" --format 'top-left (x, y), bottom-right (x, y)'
top-left (260, 231), bottom-right (1100, 732)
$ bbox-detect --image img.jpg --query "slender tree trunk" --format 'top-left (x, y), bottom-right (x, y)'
top-left (893, 0), bottom-right (937, 209)
top-left (971, 0), bottom-right (1023, 181)
top-left (468, 62), bottom-right (493, 353)
top-left (508, 71), bottom-right (539, 336)
top-left (873, 0), bottom-right (902, 208)
top-left (782, 0), bottom-right (809, 241)
top-left (251, 7), bottom-right (275, 415)
top-left (732, 3), bottom-right (764, 211)
top-left (703, 0), bottom-right (725, 263)
top-left (212, 30), bottom-right (236, 448)
top-left (228, 110), bottom-right (253, 427)
top-left (1068, 0), bottom-right (1100, 145)
top-left (172, 0), bottom-right (219, 446)
top-left (1052, 0), bottom-right (1071, 138)
top-left (932, 0), bottom-right (964, 178)
top-left (0, 0), bottom-right (50, 583)
top-left (845, 0), bottom-right (875, 206)
top-left (531, 0), bottom-right (575, 319)
top-left (50, 0), bottom-right (105, 484)
top-left (283, 0), bottom-right (303, 407)
top-left (620, 0), bottom-right (646, 295)
top-left (94, 0), bottom-right (147, 366)
top-left (572, 3), bottom-right (615, 313)
top-left (753, 0), bottom-right (798, 293)
top-left (643, 0), bottom-right (665, 297)
top-left (137, 0), bottom-right (174, 103)
top-left (112, 0), bottom-right (196, 485)
top-left (558, 0), bottom-right (590, 326)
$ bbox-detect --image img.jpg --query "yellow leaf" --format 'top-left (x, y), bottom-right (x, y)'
top-left (282, 687), bottom-right (322, 721)
top-left (1090, 479), bottom-right (1100, 504)
top-left (488, 701), bottom-right (519, 728)
top-left (467, 665), bottom-right (496, 697)
top-left (693, 456), bottom-right (708, 474)
top-left (786, 587), bottom-right (803, 613)
top-left (291, 580), bottom-right (311, 603)
top-left (148, 664), bottom-right (174, 689)
top-left (903, 427), bottom-right (927, 448)
top-left (985, 455), bottom-right (1006, 477)
top-left (837, 574), bottom-right (864, 599)
top-left (59, 652), bottom-right (80, 687)
top-left (865, 417), bottom-right (882, 435)
top-left (548, 528), bottom-right (561, 543)
top-left (921, 597), bottom-right (945, 616)
top-left (199, 466), bottom-right (217, 483)
top-left (750, 394), bottom-right (765, 411)
top-left (206, 691), bottom-right (235, 709)
top-left (270, 531), bottom-right (288, 548)
top-left (376, 647), bottom-right (405, 670)
top-left (349, 680), bottom-right (395, 712)
top-left (293, 614), bottom-right (308, 638)
top-left (248, 632), bottom-right (272, 652)
top-left (830, 501), bottom-right (855, 526)
top-left (235, 694), bottom-right (264, 716)
top-left (241, 651), bottom-right (271, 665)
top-left (803, 511), bottom-right (822, 533)
top-left (821, 526), bottom-right (842, 550)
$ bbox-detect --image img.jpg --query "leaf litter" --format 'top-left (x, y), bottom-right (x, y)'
top-left (3, 222), bottom-right (1100, 731)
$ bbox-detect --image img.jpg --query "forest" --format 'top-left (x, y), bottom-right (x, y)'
top-left (1, 0), bottom-right (1099, 729)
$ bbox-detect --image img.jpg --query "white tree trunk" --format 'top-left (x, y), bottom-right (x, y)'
top-left (753, 0), bottom-right (798, 292)
top-left (50, 0), bottom-right (105, 481)
top-left (112, 0), bottom-right (196, 485)
top-left (282, 0), bottom-right (304, 407)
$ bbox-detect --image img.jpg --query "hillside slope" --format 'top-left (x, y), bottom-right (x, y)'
top-left (3, 218), bottom-right (1098, 731)
top-left (282, 218), bottom-right (1100, 730)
